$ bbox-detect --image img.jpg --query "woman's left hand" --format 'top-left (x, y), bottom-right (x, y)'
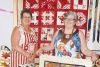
top-left (91, 53), bottom-right (99, 62)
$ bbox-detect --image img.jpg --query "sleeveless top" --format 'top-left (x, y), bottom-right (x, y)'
top-left (11, 25), bottom-right (38, 67)
top-left (54, 29), bottom-right (83, 58)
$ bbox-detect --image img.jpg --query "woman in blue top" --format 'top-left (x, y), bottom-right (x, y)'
top-left (38, 11), bottom-right (99, 62)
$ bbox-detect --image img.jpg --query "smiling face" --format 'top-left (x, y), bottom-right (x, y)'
top-left (63, 13), bottom-right (76, 28)
top-left (20, 9), bottom-right (32, 27)
top-left (21, 12), bottom-right (32, 26)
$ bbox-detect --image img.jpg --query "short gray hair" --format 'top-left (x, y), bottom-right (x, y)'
top-left (63, 11), bottom-right (77, 21)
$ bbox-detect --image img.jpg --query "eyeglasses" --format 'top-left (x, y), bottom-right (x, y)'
top-left (23, 16), bottom-right (31, 19)
top-left (65, 18), bottom-right (76, 21)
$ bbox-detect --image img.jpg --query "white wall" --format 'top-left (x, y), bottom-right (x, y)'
top-left (0, 0), bottom-right (13, 49)
top-left (87, 0), bottom-right (100, 51)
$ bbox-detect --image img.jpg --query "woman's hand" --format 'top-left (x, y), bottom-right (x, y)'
top-left (36, 47), bottom-right (43, 55)
top-left (91, 53), bottom-right (99, 62)
top-left (25, 52), bottom-right (34, 63)
top-left (27, 54), bottom-right (35, 63)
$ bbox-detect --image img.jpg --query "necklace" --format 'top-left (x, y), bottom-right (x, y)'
top-left (61, 28), bottom-right (74, 44)
top-left (65, 34), bottom-right (70, 39)
top-left (64, 28), bottom-right (74, 39)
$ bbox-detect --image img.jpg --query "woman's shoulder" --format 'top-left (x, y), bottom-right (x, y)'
top-left (11, 26), bottom-right (20, 36)
top-left (54, 29), bottom-right (62, 34)
top-left (12, 25), bottom-right (23, 33)
top-left (73, 29), bottom-right (84, 34)
top-left (78, 29), bottom-right (84, 35)
top-left (56, 29), bottom-right (64, 33)
top-left (53, 29), bottom-right (63, 38)
top-left (77, 29), bottom-right (85, 38)
top-left (13, 26), bottom-right (19, 31)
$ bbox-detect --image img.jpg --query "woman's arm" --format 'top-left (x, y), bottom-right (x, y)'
top-left (79, 30), bottom-right (92, 56)
top-left (11, 26), bottom-right (31, 58)
top-left (79, 30), bottom-right (99, 61)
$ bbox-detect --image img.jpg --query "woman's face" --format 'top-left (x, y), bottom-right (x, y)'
top-left (22, 13), bottom-right (32, 26)
top-left (63, 14), bottom-right (76, 28)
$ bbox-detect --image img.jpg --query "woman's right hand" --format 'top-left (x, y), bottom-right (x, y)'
top-left (25, 53), bottom-right (34, 63)
top-left (36, 47), bottom-right (43, 55)
top-left (27, 54), bottom-right (34, 63)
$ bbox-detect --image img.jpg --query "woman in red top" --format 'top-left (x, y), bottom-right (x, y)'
top-left (11, 9), bottom-right (38, 67)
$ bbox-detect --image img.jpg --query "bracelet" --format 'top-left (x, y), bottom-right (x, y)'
top-left (91, 52), bottom-right (95, 57)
